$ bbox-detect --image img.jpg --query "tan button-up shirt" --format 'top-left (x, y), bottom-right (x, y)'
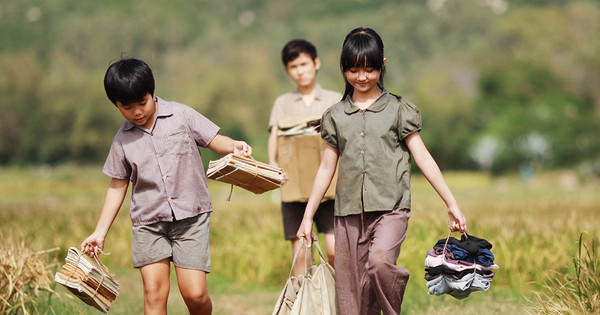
top-left (268, 84), bottom-right (342, 130)
top-left (103, 97), bottom-right (220, 226)
top-left (321, 90), bottom-right (422, 216)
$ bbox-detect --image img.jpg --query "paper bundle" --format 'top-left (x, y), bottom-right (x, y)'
top-left (54, 247), bottom-right (119, 313)
top-left (277, 115), bottom-right (322, 136)
top-left (206, 154), bottom-right (283, 194)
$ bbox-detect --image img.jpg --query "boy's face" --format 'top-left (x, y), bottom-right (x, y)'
top-left (285, 52), bottom-right (321, 89)
top-left (116, 93), bottom-right (157, 129)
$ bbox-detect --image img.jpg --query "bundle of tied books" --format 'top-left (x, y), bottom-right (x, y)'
top-left (54, 247), bottom-right (119, 313)
top-left (275, 115), bottom-right (337, 202)
top-left (276, 115), bottom-right (322, 136)
top-left (206, 154), bottom-right (283, 195)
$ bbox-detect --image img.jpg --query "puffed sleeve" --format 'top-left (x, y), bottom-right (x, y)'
top-left (320, 108), bottom-right (338, 148)
top-left (399, 99), bottom-right (422, 139)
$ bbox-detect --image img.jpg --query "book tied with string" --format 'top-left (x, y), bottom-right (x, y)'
top-left (54, 247), bottom-right (119, 313)
top-left (206, 154), bottom-right (283, 194)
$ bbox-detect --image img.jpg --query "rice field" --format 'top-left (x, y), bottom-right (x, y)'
top-left (1, 165), bottom-right (598, 314)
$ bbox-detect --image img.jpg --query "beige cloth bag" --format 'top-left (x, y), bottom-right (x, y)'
top-left (272, 238), bottom-right (338, 315)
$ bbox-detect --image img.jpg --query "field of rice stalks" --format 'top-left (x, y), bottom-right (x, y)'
top-left (528, 233), bottom-right (599, 314)
top-left (1, 165), bottom-right (598, 314)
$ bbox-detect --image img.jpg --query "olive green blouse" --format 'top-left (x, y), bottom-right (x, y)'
top-left (321, 90), bottom-right (422, 216)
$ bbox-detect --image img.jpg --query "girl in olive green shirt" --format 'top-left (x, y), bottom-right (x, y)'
top-left (297, 27), bottom-right (468, 315)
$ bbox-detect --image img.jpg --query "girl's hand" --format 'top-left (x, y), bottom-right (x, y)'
top-left (233, 141), bottom-right (252, 157)
top-left (448, 206), bottom-right (467, 233)
top-left (81, 233), bottom-right (105, 258)
top-left (296, 218), bottom-right (315, 247)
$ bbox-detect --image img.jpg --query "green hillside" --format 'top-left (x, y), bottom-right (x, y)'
top-left (1, 0), bottom-right (599, 174)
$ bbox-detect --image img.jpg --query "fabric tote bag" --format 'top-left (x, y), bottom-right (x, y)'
top-left (272, 237), bottom-right (338, 315)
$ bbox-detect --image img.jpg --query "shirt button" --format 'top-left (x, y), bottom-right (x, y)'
top-left (360, 150), bottom-right (365, 154)
top-left (168, 197), bottom-right (172, 201)
top-left (360, 132), bottom-right (365, 137)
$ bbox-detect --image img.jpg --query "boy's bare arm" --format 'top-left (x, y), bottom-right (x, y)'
top-left (267, 126), bottom-right (279, 166)
top-left (207, 134), bottom-right (252, 157)
top-left (81, 177), bottom-right (129, 257)
top-left (267, 126), bottom-right (289, 183)
top-left (405, 132), bottom-right (467, 232)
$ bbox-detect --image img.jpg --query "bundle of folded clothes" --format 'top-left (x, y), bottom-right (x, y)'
top-left (424, 234), bottom-right (499, 299)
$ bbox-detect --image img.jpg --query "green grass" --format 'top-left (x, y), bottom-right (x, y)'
top-left (1, 165), bottom-right (599, 314)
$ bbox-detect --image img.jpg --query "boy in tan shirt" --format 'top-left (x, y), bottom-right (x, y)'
top-left (267, 39), bottom-right (341, 275)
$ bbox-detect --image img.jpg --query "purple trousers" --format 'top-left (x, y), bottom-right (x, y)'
top-left (334, 208), bottom-right (411, 315)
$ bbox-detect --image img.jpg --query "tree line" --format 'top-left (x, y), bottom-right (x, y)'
top-left (0, 0), bottom-right (598, 175)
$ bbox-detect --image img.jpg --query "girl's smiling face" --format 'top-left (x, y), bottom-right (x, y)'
top-left (344, 66), bottom-right (382, 95)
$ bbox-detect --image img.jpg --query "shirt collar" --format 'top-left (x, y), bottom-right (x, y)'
top-left (343, 89), bottom-right (390, 114)
top-left (292, 84), bottom-right (325, 102)
top-left (123, 96), bottom-right (173, 131)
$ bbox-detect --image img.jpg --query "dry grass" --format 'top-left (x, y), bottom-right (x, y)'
top-left (0, 236), bottom-right (59, 314)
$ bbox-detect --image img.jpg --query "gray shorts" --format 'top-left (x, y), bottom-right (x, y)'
top-left (131, 213), bottom-right (211, 272)
top-left (282, 199), bottom-right (335, 240)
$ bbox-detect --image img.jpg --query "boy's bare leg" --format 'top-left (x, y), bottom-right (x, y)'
top-left (291, 238), bottom-right (307, 276)
top-left (175, 267), bottom-right (212, 315)
top-left (292, 233), bottom-right (335, 275)
top-left (323, 233), bottom-right (335, 268)
top-left (140, 259), bottom-right (171, 315)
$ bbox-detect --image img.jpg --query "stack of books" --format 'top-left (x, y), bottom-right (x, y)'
top-left (54, 247), bottom-right (119, 313)
top-left (207, 154), bottom-right (283, 194)
top-left (276, 115), bottom-right (322, 136)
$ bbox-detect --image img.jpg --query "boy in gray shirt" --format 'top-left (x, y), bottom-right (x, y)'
top-left (81, 58), bottom-right (251, 314)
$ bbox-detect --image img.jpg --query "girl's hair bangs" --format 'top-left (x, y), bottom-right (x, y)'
top-left (340, 37), bottom-right (384, 72)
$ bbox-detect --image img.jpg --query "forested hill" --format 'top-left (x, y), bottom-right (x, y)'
top-left (1, 0), bottom-right (599, 174)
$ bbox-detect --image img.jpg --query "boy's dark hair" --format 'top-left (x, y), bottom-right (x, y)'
top-left (104, 58), bottom-right (155, 106)
top-left (281, 39), bottom-right (318, 67)
top-left (340, 27), bottom-right (386, 99)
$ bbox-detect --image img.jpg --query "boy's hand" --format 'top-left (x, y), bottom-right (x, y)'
top-left (81, 233), bottom-right (105, 258)
top-left (281, 171), bottom-right (289, 184)
top-left (233, 141), bottom-right (252, 157)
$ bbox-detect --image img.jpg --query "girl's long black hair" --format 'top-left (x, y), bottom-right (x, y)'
top-left (340, 27), bottom-right (386, 100)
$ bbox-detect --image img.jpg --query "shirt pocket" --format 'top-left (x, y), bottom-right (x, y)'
top-left (163, 130), bottom-right (193, 159)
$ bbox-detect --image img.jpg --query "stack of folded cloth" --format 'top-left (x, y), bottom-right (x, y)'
top-left (424, 234), bottom-right (499, 299)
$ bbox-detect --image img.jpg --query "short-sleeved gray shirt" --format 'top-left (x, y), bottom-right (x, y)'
top-left (321, 90), bottom-right (422, 216)
top-left (103, 97), bottom-right (220, 226)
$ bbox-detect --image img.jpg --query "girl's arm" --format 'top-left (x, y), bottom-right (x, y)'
top-left (296, 144), bottom-right (339, 245)
top-left (81, 177), bottom-right (129, 257)
top-left (405, 132), bottom-right (467, 232)
top-left (207, 134), bottom-right (252, 157)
